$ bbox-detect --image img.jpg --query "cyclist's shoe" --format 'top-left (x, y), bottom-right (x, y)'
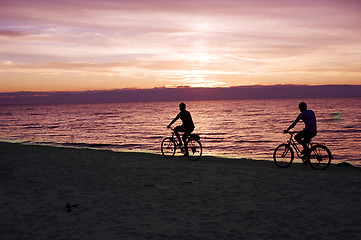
top-left (179, 146), bottom-right (185, 153)
top-left (301, 147), bottom-right (310, 155)
top-left (183, 152), bottom-right (189, 157)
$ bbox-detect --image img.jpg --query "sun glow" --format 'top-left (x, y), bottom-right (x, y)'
top-left (189, 52), bottom-right (216, 64)
top-left (161, 69), bottom-right (229, 88)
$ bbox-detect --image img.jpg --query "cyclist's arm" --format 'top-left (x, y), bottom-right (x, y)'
top-left (286, 116), bottom-right (301, 131)
top-left (167, 114), bottom-right (180, 128)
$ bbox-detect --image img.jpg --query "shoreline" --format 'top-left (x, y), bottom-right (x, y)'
top-left (0, 140), bottom-right (357, 168)
top-left (1, 141), bottom-right (361, 239)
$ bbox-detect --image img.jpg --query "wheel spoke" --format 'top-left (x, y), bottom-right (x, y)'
top-left (161, 137), bottom-right (176, 158)
top-left (308, 145), bottom-right (332, 170)
top-left (187, 139), bottom-right (202, 161)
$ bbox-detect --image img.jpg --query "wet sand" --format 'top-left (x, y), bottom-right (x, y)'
top-left (1, 141), bottom-right (361, 240)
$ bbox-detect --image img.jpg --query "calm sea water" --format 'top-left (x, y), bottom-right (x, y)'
top-left (1, 98), bottom-right (360, 166)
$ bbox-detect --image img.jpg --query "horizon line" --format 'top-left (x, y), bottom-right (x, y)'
top-left (1, 83), bottom-right (361, 94)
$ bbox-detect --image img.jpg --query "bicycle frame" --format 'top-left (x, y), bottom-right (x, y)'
top-left (285, 132), bottom-right (313, 159)
top-left (168, 129), bottom-right (189, 154)
top-left (168, 128), bottom-right (192, 146)
top-left (169, 131), bottom-right (181, 147)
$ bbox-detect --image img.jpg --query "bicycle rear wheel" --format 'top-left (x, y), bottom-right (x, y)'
top-left (273, 144), bottom-right (294, 168)
top-left (161, 137), bottom-right (176, 158)
top-left (308, 144), bottom-right (332, 170)
top-left (187, 138), bottom-right (202, 161)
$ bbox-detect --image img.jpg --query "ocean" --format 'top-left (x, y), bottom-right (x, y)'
top-left (1, 98), bottom-right (360, 166)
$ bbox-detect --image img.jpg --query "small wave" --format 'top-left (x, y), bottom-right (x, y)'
top-left (16, 140), bottom-right (143, 152)
top-left (320, 129), bottom-right (361, 134)
top-left (62, 142), bottom-right (115, 148)
top-left (203, 137), bottom-right (225, 140)
top-left (21, 123), bottom-right (39, 126)
top-left (235, 140), bottom-right (273, 143)
top-left (59, 142), bottom-right (142, 150)
top-left (28, 113), bottom-right (45, 116)
top-left (36, 141), bottom-right (56, 145)
top-left (205, 139), bottom-right (224, 143)
top-left (25, 126), bottom-right (43, 129)
top-left (146, 136), bottom-right (163, 139)
top-left (94, 112), bottom-right (118, 117)
top-left (24, 124), bottom-right (59, 129)
top-left (212, 145), bottom-right (237, 150)
top-left (223, 110), bottom-right (233, 113)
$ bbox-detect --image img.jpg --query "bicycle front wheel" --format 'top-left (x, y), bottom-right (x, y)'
top-left (161, 137), bottom-right (176, 158)
top-left (308, 145), bottom-right (332, 170)
top-left (187, 138), bottom-right (202, 161)
top-left (273, 144), bottom-right (294, 168)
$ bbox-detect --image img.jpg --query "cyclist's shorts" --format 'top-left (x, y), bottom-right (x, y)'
top-left (175, 125), bottom-right (194, 133)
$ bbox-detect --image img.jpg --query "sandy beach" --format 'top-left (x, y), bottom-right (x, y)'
top-left (1, 141), bottom-right (361, 240)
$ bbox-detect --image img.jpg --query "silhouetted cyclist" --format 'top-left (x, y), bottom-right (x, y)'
top-left (167, 102), bottom-right (195, 155)
top-left (285, 102), bottom-right (317, 155)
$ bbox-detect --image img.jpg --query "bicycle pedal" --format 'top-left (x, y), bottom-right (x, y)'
top-left (301, 156), bottom-right (310, 165)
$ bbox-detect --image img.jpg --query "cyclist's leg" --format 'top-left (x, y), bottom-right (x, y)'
top-left (303, 132), bottom-right (317, 147)
top-left (182, 131), bottom-right (191, 148)
top-left (295, 131), bottom-right (307, 151)
top-left (183, 127), bottom-right (194, 150)
top-left (296, 131), bottom-right (316, 153)
top-left (301, 132), bottom-right (317, 164)
top-left (295, 131), bottom-right (303, 145)
top-left (174, 126), bottom-right (185, 146)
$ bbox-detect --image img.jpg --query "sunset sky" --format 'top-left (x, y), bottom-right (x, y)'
top-left (1, 0), bottom-right (361, 92)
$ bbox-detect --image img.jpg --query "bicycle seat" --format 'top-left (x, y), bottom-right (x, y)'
top-left (190, 134), bottom-right (200, 140)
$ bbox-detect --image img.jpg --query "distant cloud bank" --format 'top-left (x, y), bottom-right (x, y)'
top-left (1, 85), bottom-right (360, 105)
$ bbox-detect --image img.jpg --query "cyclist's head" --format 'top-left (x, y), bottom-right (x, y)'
top-left (298, 102), bottom-right (307, 111)
top-left (179, 102), bottom-right (186, 111)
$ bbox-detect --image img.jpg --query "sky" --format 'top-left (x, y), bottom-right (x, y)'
top-left (1, 0), bottom-right (361, 92)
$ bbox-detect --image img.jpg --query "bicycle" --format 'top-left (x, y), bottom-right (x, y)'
top-left (273, 131), bottom-right (333, 170)
top-left (161, 127), bottom-right (202, 161)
